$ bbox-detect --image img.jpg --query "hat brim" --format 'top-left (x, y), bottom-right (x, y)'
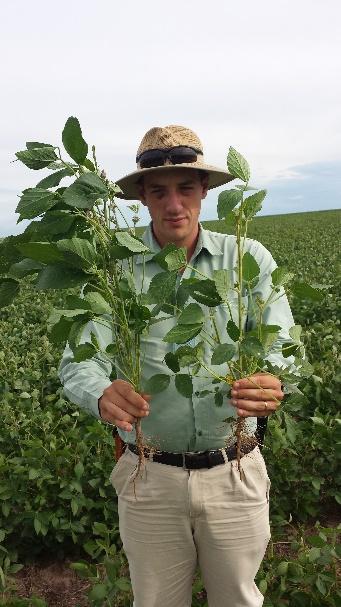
top-left (115, 163), bottom-right (235, 200)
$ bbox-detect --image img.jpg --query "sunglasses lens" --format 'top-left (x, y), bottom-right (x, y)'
top-left (169, 147), bottom-right (198, 164)
top-left (138, 146), bottom-right (200, 169)
top-left (139, 151), bottom-right (165, 169)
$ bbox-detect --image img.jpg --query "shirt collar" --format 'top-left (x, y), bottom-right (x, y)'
top-left (135, 222), bottom-right (223, 264)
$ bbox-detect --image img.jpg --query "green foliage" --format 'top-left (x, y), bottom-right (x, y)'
top-left (62, 116), bottom-right (88, 164)
top-left (256, 524), bottom-right (340, 606)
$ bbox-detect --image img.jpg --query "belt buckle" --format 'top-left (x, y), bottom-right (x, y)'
top-left (182, 450), bottom-right (200, 470)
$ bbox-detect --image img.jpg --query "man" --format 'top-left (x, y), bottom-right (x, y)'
top-left (59, 125), bottom-right (294, 607)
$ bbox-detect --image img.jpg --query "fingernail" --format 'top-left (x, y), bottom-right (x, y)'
top-left (234, 382), bottom-right (240, 389)
top-left (144, 410), bottom-right (149, 416)
top-left (231, 390), bottom-right (237, 397)
top-left (232, 399), bottom-right (237, 406)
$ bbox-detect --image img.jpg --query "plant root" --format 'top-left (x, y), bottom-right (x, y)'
top-left (132, 418), bottom-right (145, 500)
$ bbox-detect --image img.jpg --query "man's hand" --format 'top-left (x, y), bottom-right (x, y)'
top-left (231, 373), bottom-right (283, 417)
top-left (98, 379), bottom-right (151, 432)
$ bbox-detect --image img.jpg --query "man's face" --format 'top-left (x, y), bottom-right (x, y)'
top-left (138, 168), bottom-right (208, 251)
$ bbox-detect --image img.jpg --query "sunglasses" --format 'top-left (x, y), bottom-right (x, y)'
top-left (136, 146), bottom-right (203, 169)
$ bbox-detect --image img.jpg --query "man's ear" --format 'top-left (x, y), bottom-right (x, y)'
top-left (137, 181), bottom-right (147, 206)
top-left (201, 175), bottom-right (209, 199)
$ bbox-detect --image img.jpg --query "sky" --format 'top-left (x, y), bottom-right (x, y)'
top-left (1, 0), bottom-right (340, 236)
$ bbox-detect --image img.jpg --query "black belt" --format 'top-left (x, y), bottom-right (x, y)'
top-left (126, 439), bottom-right (257, 470)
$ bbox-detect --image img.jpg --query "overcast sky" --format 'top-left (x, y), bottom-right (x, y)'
top-left (1, 0), bottom-right (340, 236)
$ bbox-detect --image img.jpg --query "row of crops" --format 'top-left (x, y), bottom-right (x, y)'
top-left (0, 209), bottom-right (340, 606)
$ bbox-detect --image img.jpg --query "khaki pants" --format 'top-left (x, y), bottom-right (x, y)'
top-left (110, 446), bottom-right (271, 607)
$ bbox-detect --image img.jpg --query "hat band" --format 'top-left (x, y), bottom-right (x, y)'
top-left (136, 146), bottom-right (203, 169)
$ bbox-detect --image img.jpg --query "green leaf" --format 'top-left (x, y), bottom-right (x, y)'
top-left (282, 342), bottom-right (300, 358)
top-left (284, 412), bottom-right (298, 444)
top-left (248, 324), bottom-right (281, 352)
top-left (68, 319), bottom-right (92, 350)
top-left (36, 168), bottom-right (73, 189)
top-left (26, 141), bottom-right (54, 149)
top-left (243, 190), bottom-right (266, 219)
top-left (35, 264), bottom-right (88, 289)
top-left (115, 231), bottom-right (150, 253)
top-left (315, 574), bottom-right (327, 595)
top-left (48, 316), bottom-right (73, 344)
top-left (178, 303), bottom-right (204, 325)
top-left (0, 278), bottom-right (20, 308)
top-left (15, 188), bottom-right (58, 220)
top-left (115, 577), bottom-right (131, 592)
top-left (163, 323), bottom-right (202, 344)
top-left (175, 343), bottom-right (202, 366)
top-left (29, 468), bottom-right (40, 480)
top-left (143, 374), bottom-right (170, 394)
top-left (289, 325), bottom-right (302, 343)
top-left (213, 269), bottom-right (231, 300)
top-left (226, 320), bottom-right (240, 342)
top-left (211, 343), bottom-right (236, 365)
top-left (109, 243), bottom-right (134, 259)
top-left (63, 173), bottom-right (109, 209)
top-left (217, 189), bottom-right (242, 219)
top-left (34, 518), bottom-right (41, 534)
top-left (82, 158), bottom-right (96, 171)
top-left (153, 243), bottom-right (187, 271)
top-left (271, 267), bottom-right (295, 287)
top-left (240, 336), bottom-right (265, 358)
top-left (73, 342), bottom-right (97, 362)
top-left (175, 374), bottom-right (193, 397)
top-left (16, 146), bottom-right (58, 170)
top-left (227, 147), bottom-right (250, 182)
top-left (8, 258), bottom-right (45, 278)
top-left (74, 462), bottom-right (84, 479)
top-left (258, 579), bottom-right (267, 595)
top-left (310, 416), bottom-right (325, 426)
top-left (27, 210), bottom-right (76, 236)
top-left (242, 252), bottom-right (260, 281)
top-left (277, 561), bottom-right (289, 576)
top-left (147, 270), bottom-right (178, 304)
top-left (84, 292), bottom-right (112, 315)
top-left (164, 352), bottom-right (180, 373)
top-left (291, 282), bottom-right (324, 301)
top-left (57, 238), bottom-right (97, 269)
top-left (65, 295), bottom-right (92, 311)
top-left (71, 498), bottom-right (79, 516)
top-left (186, 278), bottom-right (222, 307)
top-left (17, 242), bottom-right (64, 264)
top-left (89, 584), bottom-right (107, 601)
top-left (62, 116), bottom-right (88, 164)
top-left (214, 391), bottom-right (223, 407)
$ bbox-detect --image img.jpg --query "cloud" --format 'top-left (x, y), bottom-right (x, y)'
top-left (1, 0), bottom-right (340, 234)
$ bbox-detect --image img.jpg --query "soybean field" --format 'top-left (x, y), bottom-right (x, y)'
top-left (0, 209), bottom-right (340, 606)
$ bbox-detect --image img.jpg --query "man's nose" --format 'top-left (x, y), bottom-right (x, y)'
top-left (165, 189), bottom-right (183, 211)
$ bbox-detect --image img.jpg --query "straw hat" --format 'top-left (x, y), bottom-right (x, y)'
top-left (115, 125), bottom-right (234, 200)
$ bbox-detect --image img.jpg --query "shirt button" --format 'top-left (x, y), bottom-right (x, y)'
top-left (197, 430), bottom-right (202, 436)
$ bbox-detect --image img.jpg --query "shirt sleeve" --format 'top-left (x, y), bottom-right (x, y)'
top-left (245, 240), bottom-right (297, 370)
top-left (58, 315), bottom-right (114, 418)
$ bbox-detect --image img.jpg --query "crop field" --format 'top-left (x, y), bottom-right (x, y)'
top-left (0, 209), bottom-right (340, 606)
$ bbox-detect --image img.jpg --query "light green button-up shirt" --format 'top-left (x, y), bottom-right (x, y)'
top-left (58, 224), bottom-right (295, 452)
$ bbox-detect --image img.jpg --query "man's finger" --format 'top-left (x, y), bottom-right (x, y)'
top-left (231, 388), bottom-right (283, 401)
top-left (115, 382), bottom-right (150, 410)
top-left (231, 398), bottom-right (278, 416)
top-left (232, 374), bottom-right (281, 390)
